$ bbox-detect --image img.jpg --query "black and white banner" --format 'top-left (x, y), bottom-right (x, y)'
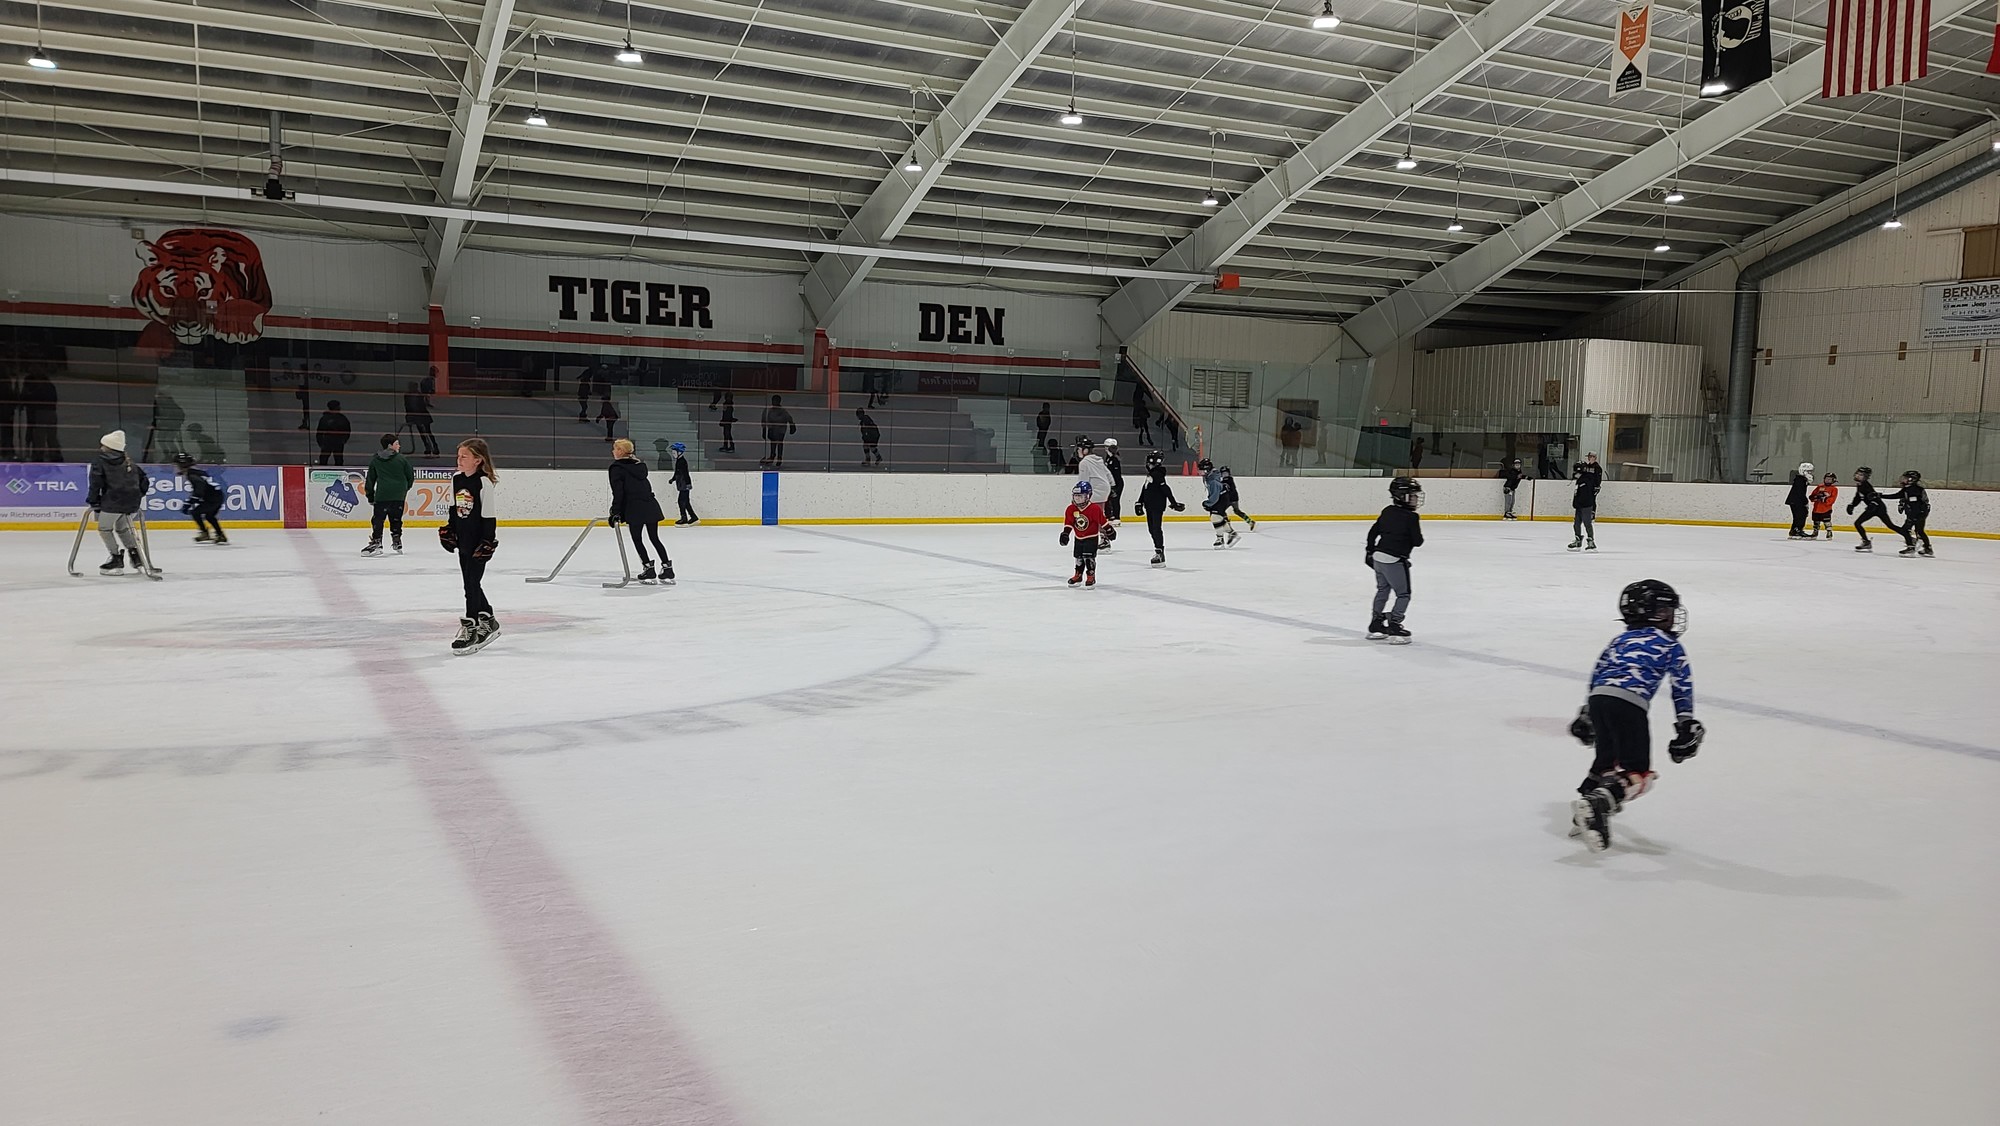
top-left (1700, 0), bottom-right (1773, 96)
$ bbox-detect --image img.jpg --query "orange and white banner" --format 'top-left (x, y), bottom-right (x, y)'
top-left (1609, 5), bottom-right (1653, 97)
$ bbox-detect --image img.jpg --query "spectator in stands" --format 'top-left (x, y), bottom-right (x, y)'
top-left (22, 371), bottom-right (61, 460)
top-left (576, 366), bottom-right (594, 423)
top-left (1410, 435), bottom-right (1426, 470)
top-left (1131, 387), bottom-right (1153, 444)
top-left (0, 372), bottom-right (18, 459)
top-left (404, 381), bottom-right (440, 457)
top-left (1035, 402), bottom-right (1052, 449)
top-left (316, 400), bottom-right (352, 466)
top-left (718, 391), bottom-right (738, 453)
top-left (187, 422), bottom-right (225, 464)
top-left (597, 389), bottom-right (620, 443)
top-left (761, 394), bottom-right (796, 468)
top-left (1045, 437), bottom-right (1064, 472)
top-left (294, 366), bottom-right (311, 429)
top-left (856, 407), bottom-right (883, 466)
top-left (1280, 416), bottom-right (1303, 467)
top-left (146, 391), bottom-right (186, 461)
top-left (1160, 411), bottom-right (1181, 452)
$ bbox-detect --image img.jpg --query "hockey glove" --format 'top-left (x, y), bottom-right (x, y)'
top-left (1059, 528), bottom-right (1071, 546)
top-left (1569, 706), bottom-right (1595, 746)
top-left (1669, 717), bottom-right (1705, 762)
top-left (1364, 552), bottom-right (1375, 570)
top-left (473, 539), bottom-right (498, 561)
top-left (1171, 502), bottom-right (1185, 512)
top-left (438, 526), bottom-right (459, 552)
top-left (608, 511), bottom-right (621, 526)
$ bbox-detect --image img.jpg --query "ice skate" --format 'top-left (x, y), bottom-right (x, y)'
top-left (194, 531), bottom-right (213, 544)
top-left (660, 563), bottom-right (676, 585)
top-left (1245, 518), bottom-right (1257, 530)
top-left (1585, 538), bottom-right (1597, 551)
top-left (361, 540), bottom-right (383, 557)
top-left (1212, 533), bottom-right (1225, 548)
top-left (1067, 569), bottom-right (1084, 586)
top-left (390, 538), bottom-right (401, 554)
top-left (98, 552), bottom-right (125, 575)
top-left (1225, 527), bottom-right (1239, 547)
top-left (1919, 545), bottom-right (1934, 557)
top-left (637, 562), bottom-right (658, 585)
top-left (450, 617), bottom-right (479, 653)
top-left (1855, 540), bottom-right (1872, 552)
top-left (1366, 616), bottom-right (1387, 640)
top-left (1567, 537), bottom-right (1582, 551)
top-left (1149, 549), bottom-right (1165, 567)
top-left (469, 611), bottom-right (501, 652)
top-left (1571, 789), bottom-right (1613, 852)
top-left (1384, 619), bottom-right (1412, 645)
top-left (212, 532), bottom-right (228, 546)
top-left (1898, 544), bottom-right (1917, 557)
top-left (1084, 572), bottom-right (1096, 588)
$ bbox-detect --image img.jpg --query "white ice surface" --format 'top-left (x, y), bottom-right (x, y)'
top-left (2, 519), bottom-right (1997, 1126)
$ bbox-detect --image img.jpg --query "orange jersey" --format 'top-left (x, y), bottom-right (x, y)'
top-left (1064, 502), bottom-right (1107, 539)
top-left (1810, 483), bottom-right (1838, 514)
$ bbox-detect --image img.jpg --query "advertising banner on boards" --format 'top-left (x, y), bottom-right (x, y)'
top-left (0, 463), bottom-right (282, 525)
top-left (306, 466), bottom-right (455, 526)
top-left (1918, 281), bottom-right (2000, 343)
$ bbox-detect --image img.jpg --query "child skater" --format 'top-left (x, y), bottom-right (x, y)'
top-left (174, 453), bottom-right (227, 544)
top-left (608, 438), bottom-right (675, 585)
top-left (1566, 579), bottom-right (1705, 852)
top-left (1845, 466), bottom-right (1901, 553)
top-left (442, 438), bottom-right (502, 654)
top-left (1569, 452), bottom-right (1602, 551)
top-left (1364, 477), bottom-right (1424, 643)
top-left (1132, 450), bottom-right (1186, 567)
top-left (669, 441), bottom-right (698, 525)
top-left (1784, 461), bottom-right (1813, 538)
top-left (1219, 465), bottom-right (1255, 529)
top-left (1058, 479), bottom-right (1107, 587)
top-left (1807, 471), bottom-right (1838, 539)
top-left (1879, 469), bottom-right (1933, 557)
top-left (1200, 458), bottom-right (1238, 547)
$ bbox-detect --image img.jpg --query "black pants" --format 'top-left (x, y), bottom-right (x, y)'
top-left (676, 488), bottom-right (697, 522)
top-left (1854, 505), bottom-right (1901, 540)
top-left (458, 546), bottom-right (492, 618)
top-left (765, 432), bottom-right (786, 463)
top-left (1788, 500), bottom-right (1808, 535)
top-left (719, 422), bottom-right (734, 450)
top-left (1107, 488), bottom-right (1123, 521)
top-left (189, 500), bottom-right (224, 539)
top-left (1134, 418), bottom-right (1152, 444)
top-left (1904, 510), bottom-right (1929, 549)
top-left (1146, 508), bottom-right (1165, 550)
top-left (318, 447), bottom-right (345, 466)
top-left (1072, 537), bottom-right (1099, 572)
top-left (370, 501), bottom-right (405, 543)
top-left (1582, 694), bottom-right (1649, 791)
top-left (1811, 511), bottom-right (1834, 534)
top-left (627, 520), bottom-right (669, 566)
top-left (410, 419), bottom-right (437, 456)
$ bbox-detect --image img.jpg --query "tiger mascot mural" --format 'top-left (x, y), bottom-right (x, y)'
top-left (131, 228), bottom-right (273, 354)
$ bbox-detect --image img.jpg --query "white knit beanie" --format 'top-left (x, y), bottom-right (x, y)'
top-left (101, 430), bottom-right (127, 453)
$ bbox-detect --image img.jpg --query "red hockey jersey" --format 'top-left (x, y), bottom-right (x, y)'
top-left (1064, 502), bottom-right (1107, 539)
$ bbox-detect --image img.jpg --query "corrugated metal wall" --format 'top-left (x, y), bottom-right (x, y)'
top-left (1133, 310), bottom-right (1343, 366)
top-left (1583, 340), bottom-right (1704, 414)
top-left (1412, 339), bottom-right (1589, 420)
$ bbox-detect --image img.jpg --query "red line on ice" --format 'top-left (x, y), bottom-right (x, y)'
top-left (292, 530), bottom-right (740, 1126)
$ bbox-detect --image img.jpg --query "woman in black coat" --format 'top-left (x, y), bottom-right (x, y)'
top-left (608, 438), bottom-right (674, 584)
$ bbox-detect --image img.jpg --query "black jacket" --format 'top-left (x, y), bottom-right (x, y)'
top-left (1786, 472), bottom-right (1810, 504)
top-left (1135, 469), bottom-right (1181, 515)
top-left (1105, 452), bottom-right (1123, 488)
top-left (88, 451), bottom-right (148, 515)
top-left (316, 410), bottom-right (351, 449)
top-left (762, 406), bottom-right (795, 435)
top-left (608, 457), bottom-right (665, 524)
top-left (1366, 504), bottom-right (1424, 560)
top-left (1498, 466), bottom-right (1524, 491)
top-left (182, 465), bottom-right (224, 509)
top-left (1572, 462), bottom-right (1603, 509)
top-left (1848, 480), bottom-right (1887, 512)
top-left (858, 413), bottom-right (881, 443)
top-left (1879, 482), bottom-right (1929, 515)
top-left (670, 456), bottom-right (692, 490)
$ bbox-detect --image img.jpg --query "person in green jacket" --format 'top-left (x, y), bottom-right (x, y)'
top-left (362, 433), bottom-right (416, 556)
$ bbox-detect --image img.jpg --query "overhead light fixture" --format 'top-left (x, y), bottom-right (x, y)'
top-left (1881, 218), bottom-right (1903, 230)
top-left (616, 2), bottom-right (642, 63)
top-left (1444, 163), bottom-right (1463, 233)
top-left (1059, 17), bottom-right (1083, 127)
top-left (1663, 188), bottom-right (1685, 204)
top-left (902, 88), bottom-right (924, 171)
top-left (1059, 105), bottom-right (1083, 126)
top-left (525, 38), bottom-right (547, 126)
top-left (1699, 81), bottom-right (1729, 96)
top-left (1310, 1), bottom-right (1340, 30)
top-left (1201, 130), bottom-right (1221, 207)
top-left (1446, 219), bottom-right (1463, 232)
top-left (27, 2), bottom-right (54, 69)
top-left (1653, 241), bottom-right (1672, 253)
top-left (1395, 153), bottom-right (1417, 171)
top-left (1201, 190), bottom-right (1219, 207)
top-left (526, 107), bottom-right (548, 126)
top-left (903, 155), bottom-right (923, 172)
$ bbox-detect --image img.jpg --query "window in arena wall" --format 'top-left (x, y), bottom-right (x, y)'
top-left (1611, 414), bottom-right (1649, 455)
top-left (1962, 225), bottom-right (2000, 281)
top-left (1189, 366), bottom-right (1253, 409)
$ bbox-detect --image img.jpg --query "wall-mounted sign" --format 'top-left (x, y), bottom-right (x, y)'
top-left (548, 276), bottom-right (715, 328)
top-left (917, 302), bottom-right (1005, 346)
top-left (1919, 280), bottom-right (2000, 343)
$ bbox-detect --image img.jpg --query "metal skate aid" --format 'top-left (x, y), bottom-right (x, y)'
top-left (66, 508), bottom-right (90, 576)
top-left (526, 517), bottom-right (606, 583)
top-left (602, 522), bottom-right (636, 589)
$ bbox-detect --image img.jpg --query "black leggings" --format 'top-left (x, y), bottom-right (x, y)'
top-left (1582, 694), bottom-right (1650, 791)
top-left (627, 520), bottom-right (669, 566)
top-left (457, 546), bottom-right (492, 618)
top-left (1146, 509), bottom-right (1165, 550)
top-left (1106, 489), bottom-right (1123, 522)
top-left (190, 502), bottom-right (223, 539)
top-left (1904, 511), bottom-right (1929, 549)
top-left (1854, 505), bottom-right (1901, 540)
top-left (676, 488), bottom-right (697, 522)
top-left (1788, 500), bottom-right (1808, 535)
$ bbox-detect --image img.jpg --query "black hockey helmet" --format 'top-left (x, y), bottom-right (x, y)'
top-left (1821, 471), bottom-right (1837, 484)
top-left (1075, 435), bottom-right (1094, 450)
top-left (1619, 579), bottom-right (1687, 636)
top-left (1389, 476), bottom-right (1424, 509)
top-left (1197, 457), bottom-right (1214, 472)
top-left (1854, 466), bottom-right (1873, 479)
top-left (1900, 468), bottom-right (1921, 484)
top-left (172, 453), bottom-right (196, 469)
top-left (1145, 450), bottom-right (1164, 470)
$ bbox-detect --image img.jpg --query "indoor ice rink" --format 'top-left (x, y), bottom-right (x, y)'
top-left (4, 0), bottom-right (2000, 1122)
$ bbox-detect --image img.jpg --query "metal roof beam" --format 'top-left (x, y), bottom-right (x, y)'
top-left (799, 0), bottom-right (1078, 325)
top-left (1339, 0), bottom-right (1989, 356)
top-left (427, 0), bottom-right (517, 304)
top-left (1097, 0), bottom-right (1566, 343)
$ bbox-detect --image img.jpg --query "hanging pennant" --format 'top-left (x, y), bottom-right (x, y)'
top-left (1987, 1), bottom-right (1999, 75)
top-left (1609, 5), bottom-right (1654, 97)
top-left (1700, 0), bottom-right (1773, 96)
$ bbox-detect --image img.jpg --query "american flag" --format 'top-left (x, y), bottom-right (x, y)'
top-left (1820, 0), bottom-right (1931, 97)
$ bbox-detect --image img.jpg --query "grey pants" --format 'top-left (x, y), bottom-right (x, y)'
top-left (1503, 488), bottom-right (1517, 516)
top-left (97, 511), bottom-right (141, 557)
top-left (1371, 557), bottom-right (1411, 620)
top-left (1573, 508), bottom-right (1596, 538)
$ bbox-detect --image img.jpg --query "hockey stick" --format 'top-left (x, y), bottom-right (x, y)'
top-left (525, 517), bottom-right (605, 583)
top-left (602, 522), bottom-right (636, 588)
top-left (66, 508), bottom-right (90, 576)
